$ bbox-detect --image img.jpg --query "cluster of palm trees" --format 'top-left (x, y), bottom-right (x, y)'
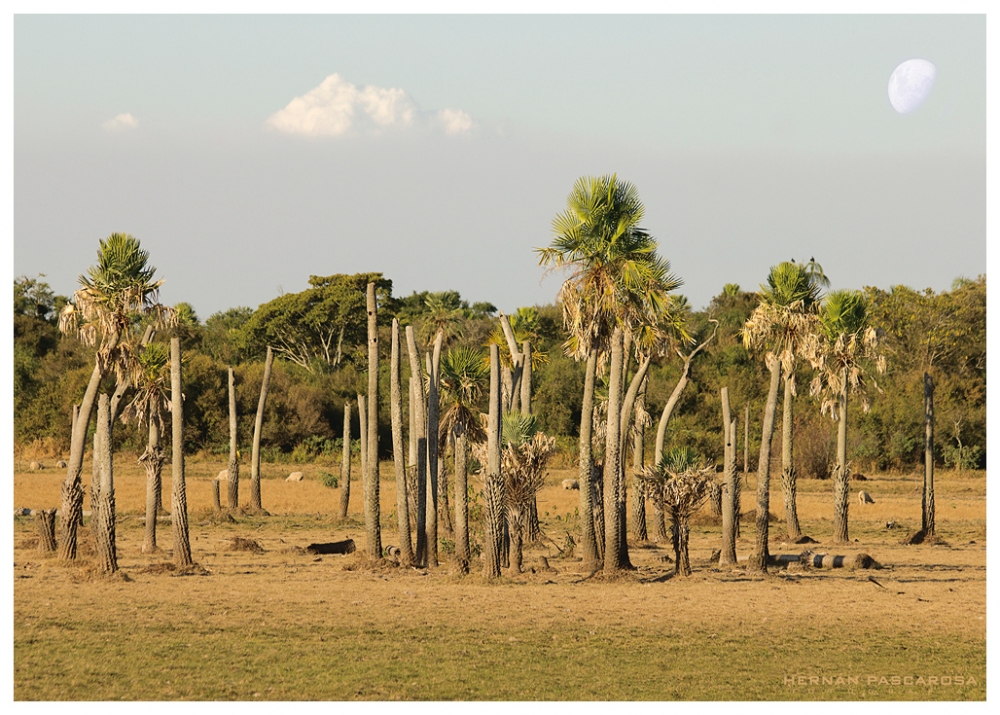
top-left (53, 233), bottom-right (191, 570)
top-left (537, 176), bottom-right (887, 577)
top-left (48, 178), bottom-right (889, 581)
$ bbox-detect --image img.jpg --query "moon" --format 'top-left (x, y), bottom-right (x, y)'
top-left (887, 59), bottom-right (936, 114)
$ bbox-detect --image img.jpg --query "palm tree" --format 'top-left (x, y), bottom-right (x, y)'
top-left (439, 345), bottom-right (489, 572)
top-left (497, 412), bottom-right (556, 573)
top-left (56, 233), bottom-right (170, 560)
top-left (121, 341), bottom-right (172, 554)
top-left (804, 289), bottom-right (886, 544)
top-left (536, 174), bottom-right (683, 571)
top-left (742, 261), bottom-right (820, 570)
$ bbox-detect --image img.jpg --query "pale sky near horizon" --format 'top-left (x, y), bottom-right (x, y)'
top-left (13, 13), bottom-right (986, 318)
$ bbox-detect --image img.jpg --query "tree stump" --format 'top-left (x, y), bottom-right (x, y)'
top-left (212, 480), bottom-right (221, 511)
top-left (36, 509), bottom-right (57, 553)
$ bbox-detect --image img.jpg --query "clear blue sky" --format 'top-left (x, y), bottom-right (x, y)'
top-left (13, 13), bottom-right (986, 317)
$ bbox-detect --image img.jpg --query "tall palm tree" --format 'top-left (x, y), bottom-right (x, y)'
top-left (804, 289), bottom-right (886, 543)
top-left (56, 233), bottom-right (170, 560)
top-left (536, 174), bottom-right (683, 571)
top-left (742, 261), bottom-right (820, 570)
top-left (439, 345), bottom-right (489, 572)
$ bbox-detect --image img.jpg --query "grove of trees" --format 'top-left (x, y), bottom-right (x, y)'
top-left (13, 179), bottom-right (986, 572)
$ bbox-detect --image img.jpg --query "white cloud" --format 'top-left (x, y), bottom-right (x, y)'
top-left (102, 113), bottom-right (138, 131)
top-left (437, 108), bottom-right (474, 135)
top-left (266, 73), bottom-right (473, 137)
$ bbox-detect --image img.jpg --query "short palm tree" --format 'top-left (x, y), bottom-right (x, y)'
top-left (121, 342), bottom-right (172, 553)
top-left (804, 289), bottom-right (886, 543)
top-left (439, 345), bottom-right (489, 571)
top-left (742, 261), bottom-right (820, 570)
top-left (496, 412), bottom-right (556, 573)
top-left (56, 233), bottom-right (171, 560)
top-left (537, 174), bottom-right (684, 571)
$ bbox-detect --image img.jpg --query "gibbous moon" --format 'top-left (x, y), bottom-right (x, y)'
top-left (888, 59), bottom-right (936, 114)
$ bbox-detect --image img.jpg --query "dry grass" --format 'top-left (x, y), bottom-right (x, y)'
top-left (13, 457), bottom-right (986, 700)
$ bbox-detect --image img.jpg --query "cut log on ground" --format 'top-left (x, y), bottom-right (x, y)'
top-left (305, 539), bottom-right (356, 555)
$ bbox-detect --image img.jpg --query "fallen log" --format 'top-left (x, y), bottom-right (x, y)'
top-left (305, 539), bottom-right (356, 555)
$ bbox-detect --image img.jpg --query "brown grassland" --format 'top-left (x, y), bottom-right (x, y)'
top-left (13, 457), bottom-right (986, 701)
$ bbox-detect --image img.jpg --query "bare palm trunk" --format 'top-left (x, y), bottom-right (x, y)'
top-left (357, 392), bottom-right (368, 493)
top-left (521, 340), bottom-right (540, 542)
top-left (578, 349), bottom-right (601, 569)
top-left (832, 373), bottom-right (850, 544)
top-left (748, 357), bottom-right (782, 573)
top-left (438, 439), bottom-right (452, 535)
top-left (483, 343), bottom-right (504, 579)
top-left (339, 401), bottom-right (351, 519)
top-left (249, 346), bottom-right (273, 512)
top-left (390, 319), bottom-right (413, 565)
top-left (140, 407), bottom-right (164, 553)
top-left (405, 327), bottom-right (428, 567)
top-left (36, 510), bottom-right (57, 553)
top-left (630, 382), bottom-right (648, 542)
top-left (454, 426), bottom-right (470, 572)
top-left (672, 512), bottom-right (693, 577)
top-left (170, 337), bottom-right (193, 567)
top-left (654, 326), bottom-right (718, 461)
top-left (719, 387), bottom-right (739, 566)
top-left (520, 341), bottom-right (532, 415)
top-left (93, 393), bottom-right (117, 574)
top-left (616, 360), bottom-right (649, 564)
top-left (59, 337), bottom-right (116, 560)
top-left (227, 367), bottom-right (239, 511)
top-left (922, 372), bottom-right (935, 537)
top-left (652, 493), bottom-right (667, 542)
top-left (603, 329), bottom-right (625, 573)
top-left (364, 282), bottom-right (382, 559)
top-left (780, 375), bottom-right (801, 538)
top-left (425, 332), bottom-right (443, 566)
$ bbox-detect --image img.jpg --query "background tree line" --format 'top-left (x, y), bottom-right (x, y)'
top-left (13, 271), bottom-right (985, 474)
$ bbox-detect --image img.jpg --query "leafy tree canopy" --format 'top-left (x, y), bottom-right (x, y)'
top-left (243, 272), bottom-right (392, 372)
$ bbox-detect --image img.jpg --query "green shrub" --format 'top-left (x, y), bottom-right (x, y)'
top-left (318, 471), bottom-right (339, 489)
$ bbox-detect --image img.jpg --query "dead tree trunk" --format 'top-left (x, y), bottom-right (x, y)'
top-left (249, 346), bottom-right (273, 513)
top-left (339, 400), bottom-right (352, 519)
top-left (357, 394), bottom-right (367, 489)
top-left (425, 332), bottom-right (443, 567)
top-left (170, 337), bottom-right (193, 567)
top-left (139, 406), bottom-right (165, 553)
top-left (520, 340), bottom-right (532, 415)
top-left (780, 374), bottom-right (802, 539)
top-left (483, 343), bottom-right (504, 579)
top-left (227, 366), bottom-right (239, 510)
top-left (390, 319), bottom-right (413, 565)
top-left (832, 370), bottom-right (850, 544)
top-left (454, 425), bottom-right (470, 573)
top-left (654, 323), bottom-right (719, 461)
top-left (364, 282), bottom-right (382, 559)
top-left (405, 327), bottom-right (428, 567)
top-left (922, 372), bottom-right (936, 537)
top-left (36, 509), bottom-right (57, 553)
top-left (719, 387), bottom-right (739, 566)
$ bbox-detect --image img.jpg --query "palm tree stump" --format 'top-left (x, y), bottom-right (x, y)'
top-left (36, 509), bottom-right (57, 553)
